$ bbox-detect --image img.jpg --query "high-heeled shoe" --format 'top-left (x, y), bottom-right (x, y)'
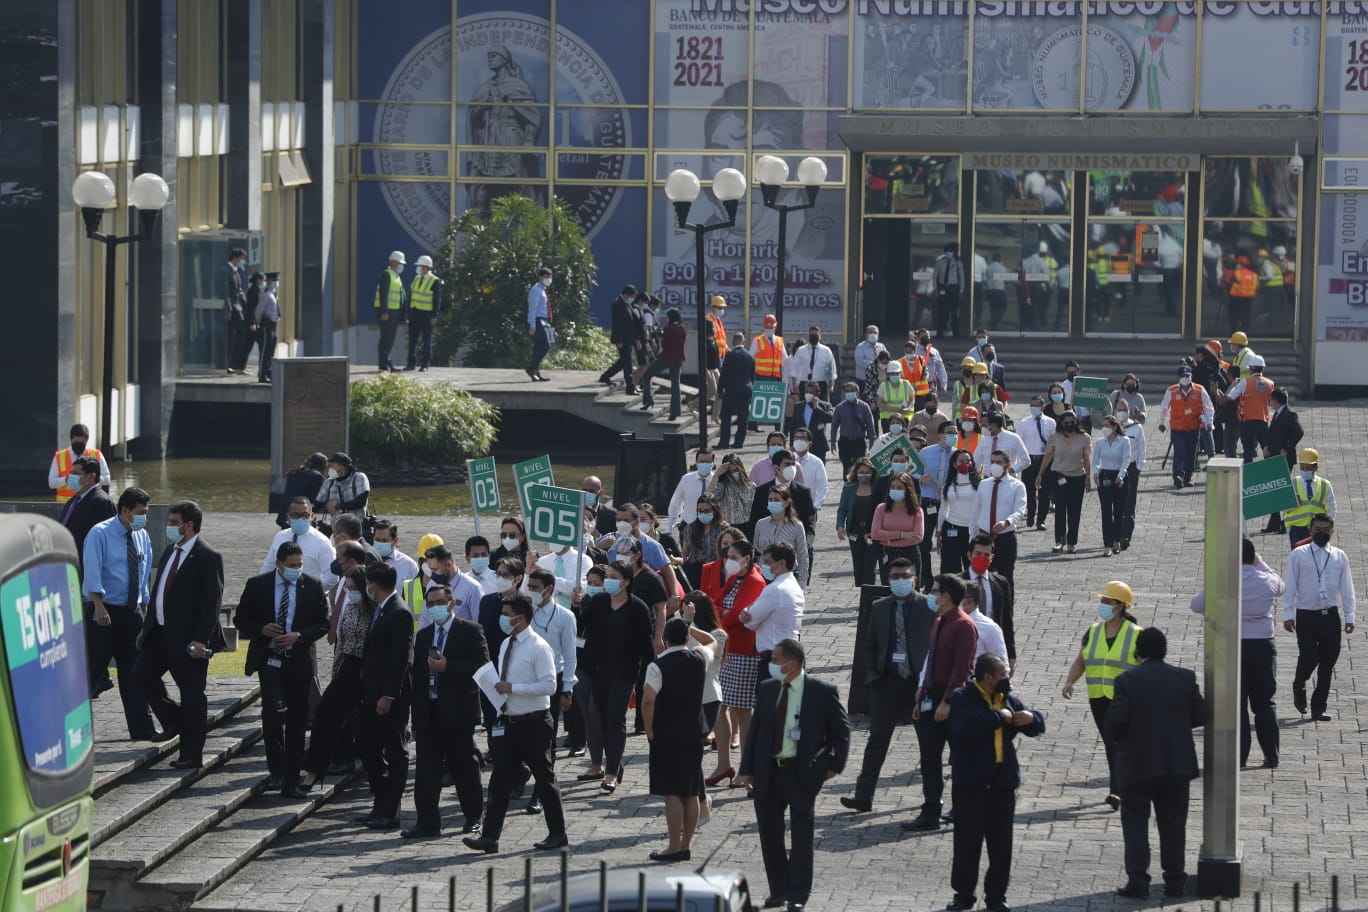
top-left (705, 766), bottom-right (735, 787)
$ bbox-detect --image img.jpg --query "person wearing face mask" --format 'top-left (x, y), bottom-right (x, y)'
top-left (1156, 366), bottom-right (1214, 489)
top-left (842, 557), bottom-right (934, 814)
top-left (300, 566), bottom-right (375, 791)
top-left (747, 451), bottom-right (817, 546)
top-left (681, 494), bottom-right (727, 586)
top-left (355, 563), bottom-right (416, 830)
top-left (224, 246), bottom-right (252, 374)
top-left (639, 307), bottom-right (687, 419)
top-left (49, 422), bottom-right (110, 503)
top-left (314, 452), bottom-right (371, 517)
top-left (602, 504), bottom-right (681, 646)
top-left (955, 405), bottom-right (983, 457)
top-left (914, 423), bottom-right (955, 590)
top-left (492, 515), bottom-right (536, 569)
top-left (667, 450), bottom-right (716, 533)
top-left (831, 380), bottom-right (878, 475)
top-left (600, 284), bottom-right (642, 394)
top-left (910, 391), bottom-right (950, 443)
top-left (1037, 411), bottom-right (1093, 554)
top-left (718, 331), bottom-right (756, 449)
top-left (914, 328), bottom-right (949, 396)
top-left (967, 534), bottom-right (1016, 664)
top-left (876, 360), bottom-right (915, 433)
top-left (854, 324), bottom-right (887, 382)
top-left (524, 569), bottom-right (581, 813)
top-left (707, 454), bottom-right (756, 528)
top-left (261, 496), bottom-right (337, 579)
top-left (1112, 401), bottom-right (1146, 551)
top-left (1223, 354), bottom-right (1275, 464)
top-left (1108, 374), bottom-right (1147, 425)
top-left (525, 266), bottom-right (555, 382)
top-left (970, 451), bottom-right (1026, 583)
top-left (952, 357), bottom-right (979, 422)
top-left (81, 487), bottom-right (159, 739)
top-left (60, 456), bottom-right (116, 587)
top-left (370, 519), bottom-right (419, 588)
top-left (973, 412), bottom-right (1028, 476)
top-left (739, 542), bottom-right (805, 700)
top-left (476, 557), bottom-right (526, 710)
top-left (936, 448), bottom-right (979, 575)
top-left (934, 241), bottom-right (966, 339)
top-left (1283, 515), bottom-right (1356, 721)
top-left (1020, 395), bottom-right (1056, 532)
top-left (872, 413), bottom-right (911, 455)
top-left (578, 475), bottom-right (617, 537)
top-left (963, 328), bottom-right (991, 365)
top-left (708, 541), bottom-right (766, 786)
top-left (375, 252), bottom-right (409, 371)
top-left (413, 544), bottom-right (487, 629)
top-left (1060, 360), bottom-right (1095, 433)
top-left (234, 541), bottom-right (331, 797)
top-left (1260, 388), bottom-right (1302, 534)
top-left (899, 338), bottom-right (933, 408)
top-left (790, 426), bottom-right (829, 507)
top-left (980, 344), bottom-right (1006, 391)
top-left (1060, 580), bottom-right (1141, 812)
top-left (749, 315), bottom-right (787, 425)
top-left (748, 432), bottom-right (805, 487)
top-left (1043, 382), bottom-right (1070, 422)
top-left (1093, 417), bottom-right (1133, 556)
top-left (252, 271), bottom-right (283, 383)
top-left (568, 565), bottom-right (609, 777)
top-left (786, 383), bottom-right (833, 461)
top-left (753, 488), bottom-right (810, 587)
top-left (870, 472), bottom-right (925, 585)
top-left (1280, 448), bottom-right (1335, 550)
top-left (836, 458), bottom-right (880, 587)
top-left (944, 653), bottom-right (1045, 912)
top-left (464, 536), bottom-right (501, 595)
top-left (787, 326), bottom-right (836, 403)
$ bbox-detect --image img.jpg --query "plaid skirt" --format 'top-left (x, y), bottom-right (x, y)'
top-left (719, 653), bottom-right (760, 709)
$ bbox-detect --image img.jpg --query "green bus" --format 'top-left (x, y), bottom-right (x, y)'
top-left (0, 515), bottom-right (94, 912)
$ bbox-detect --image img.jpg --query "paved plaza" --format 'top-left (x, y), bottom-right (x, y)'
top-left (124, 398), bottom-right (1366, 912)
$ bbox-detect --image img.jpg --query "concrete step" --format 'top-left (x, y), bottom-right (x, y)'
top-left (91, 717), bottom-right (263, 847)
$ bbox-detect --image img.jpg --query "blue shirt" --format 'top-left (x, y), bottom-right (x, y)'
top-left (527, 282), bottom-right (548, 328)
top-left (615, 533), bottom-right (670, 574)
top-left (275, 574), bottom-right (298, 630)
top-left (82, 516), bottom-right (151, 605)
top-left (919, 443), bottom-right (953, 502)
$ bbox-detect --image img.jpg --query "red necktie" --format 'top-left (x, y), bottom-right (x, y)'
top-left (990, 479), bottom-right (1000, 528)
top-left (546, 292), bottom-right (554, 323)
top-left (164, 547), bottom-right (183, 594)
top-left (992, 434), bottom-right (999, 452)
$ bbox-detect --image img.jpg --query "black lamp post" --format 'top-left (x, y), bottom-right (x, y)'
top-left (72, 171), bottom-right (169, 454)
top-left (755, 155), bottom-right (828, 337)
top-left (663, 166), bottom-right (748, 452)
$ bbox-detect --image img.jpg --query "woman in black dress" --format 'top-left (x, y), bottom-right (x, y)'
top-left (642, 616), bottom-right (711, 862)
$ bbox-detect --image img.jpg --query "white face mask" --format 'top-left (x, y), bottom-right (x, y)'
top-left (493, 576), bottom-right (514, 594)
top-left (616, 520), bottom-right (633, 535)
top-left (961, 420), bottom-right (975, 432)
top-left (988, 463), bottom-right (1005, 479)
top-left (1179, 376), bottom-right (1192, 387)
top-left (804, 392), bottom-right (815, 403)
top-left (327, 468), bottom-right (340, 480)
top-left (724, 558), bottom-right (742, 578)
top-left (500, 535), bottom-right (521, 550)
top-left (793, 439), bottom-right (810, 453)
top-left (541, 276), bottom-right (552, 287)
top-left (780, 465), bottom-right (797, 482)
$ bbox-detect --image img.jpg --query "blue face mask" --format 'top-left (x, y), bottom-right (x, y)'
top-left (583, 491), bottom-right (598, 506)
top-left (346, 589), bottom-right (362, 606)
top-left (603, 578), bottom-right (623, 596)
top-left (1097, 602), bottom-right (1115, 622)
top-left (942, 434), bottom-right (957, 447)
top-left (697, 462), bottom-right (713, 477)
top-left (1051, 393), bottom-right (1064, 403)
top-left (697, 512), bottom-right (714, 524)
top-left (166, 524), bottom-right (184, 543)
top-left (768, 662), bottom-right (786, 681)
top-left (766, 501), bottom-right (785, 515)
top-left (282, 567), bottom-right (303, 583)
top-left (470, 556), bottom-right (490, 573)
top-left (889, 423), bottom-right (904, 435)
top-left (768, 445), bottom-right (783, 457)
top-left (890, 578), bottom-right (915, 598)
top-left (844, 391), bottom-right (858, 402)
top-left (427, 605), bottom-right (450, 625)
top-left (1029, 406), bottom-right (1042, 417)
top-left (583, 585), bottom-right (604, 599)
top-left (1300, 469), bottom-right (1315, 481)
top-left (499, 615), bottom-right (515, 635)
top-left (130, 514), bottom-right (148, 532)
top-left (290, 518), bottom-right (311, 536)
top-left (760, 563), bottom-right (776, 581)
top-left (374, 541), bottom-right (393, 557)
top-left (889, 489), bottom-right (906, 502)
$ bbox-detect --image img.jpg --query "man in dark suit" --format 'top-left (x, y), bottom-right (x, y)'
top-left (968, 534), bottom-right (1016, 664)
top-left (403, 583), bottom-right (490, 839)
top-left (1260, 387), bottom-right (1303, 532)
top-left (747, 450), bottom-right (817, 538)
top-left (842, 558), bottom-right (935, 813)
top-left (224, 246), bottom-right (250, 374)
top-left (599, 284), bottom-right (640, 393)
top-left (737, 638), bottom-right (851, 912)
top-left (785, 381), bottom-right (834, 459)
top-left (133, 501), bottom-right (225, 769)
top-left (1105, 628), bottom-right (1206, 900)
top-left (233, 541), bottom-right (330, 796)
top-left (717, 331), bottom-right (756, 449)
top-left (61, 457), bottom-right (116, 578)
top-left (355, 563), bottom-right (414, 830)
top-left (945, 653), bottom-right (1046, 912)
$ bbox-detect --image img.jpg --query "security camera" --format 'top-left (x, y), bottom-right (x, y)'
top-left (1289, 142), bottom-right (1304, 177)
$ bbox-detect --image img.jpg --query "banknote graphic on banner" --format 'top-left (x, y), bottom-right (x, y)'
top-left (854, 4), bottom-right (969, 110)
top-left (1324, 3), bottom-right (1368, 113)
top-left (1199, 0), bottom-right (1319, 111)
top-left (1317, 186), bottom-right (1368, 341)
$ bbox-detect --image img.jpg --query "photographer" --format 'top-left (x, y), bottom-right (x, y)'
top-left (314, 452), bottom-right (371, 517)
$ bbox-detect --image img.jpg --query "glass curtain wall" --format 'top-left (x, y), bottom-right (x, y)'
top-left (1084, 170), bottom-right (1187, 336)
top-left (971, 170), bottom-right (1073, 336)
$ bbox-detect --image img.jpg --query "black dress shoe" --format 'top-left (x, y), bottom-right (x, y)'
top-left (1264, 757), bottom-right (1280, 769)
top-left (786, 903), bottom-right (805, 912)
top-left (649, 848), bottom-right (691, 862)
top-left (761, 896), bottom-right (786, 909)
top-left (463, 835), bottom-right (499, 854)
top-left (1164, 879), bottom-right (1186, 898)
top-left (901, 813), bottom-right (941, 832)
top-left (282, 785), bottom-right (312, 800)
top-left (839, 797), bottom-right (871, 813)
top-left (93, 677), bottom-right (115, 698)
top-left (1293, 686), bottom-right (1308, 714)
top-left (567, 746), bottom-right (587, 758)
top-left (264, 775), bottom-right (285, 790)
top-left (169, 758), bottom-right (201, 770)
top-left (525, 798), bottom-right (543, 815)
top-left (1115, 882), bottom-right (1149, 898)
top-left (1313, 712), bottom-right (1332, 721)
top-left (941, 809), bottom-right (956, 824)
top-left (985, 901), bottom-right (1010, 912)
top-left (461, 821), bottom-right (481, 835)
top-left (365, 816), bottom-right (399, 830)
top-left (534, 832), bottom-right (569, 851)
top-left (945, 896), bottom-right (975, 911)
top-left (400, 826), bottom-right (441, 839)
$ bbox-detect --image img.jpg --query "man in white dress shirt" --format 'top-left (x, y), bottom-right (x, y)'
top-left (970, 451), bottom-right (1027, 582)
top-left (372, 520), bottom-right (419, 587)
top-left (261, 497), bottom-right (336, 579)
top-left (974, 412), bottom-right (1030, 475)
top-left (1283, 514), bottom-right (1357, 721)
top-left (740, 541), bottom-right (805, 701)
top-left (667, 452), bottom-right (715, 532)
top-left (787, 325), bottom-right (838, 402)
top-left (1020, 396), bottom-right (1057, 530)
top-left (792, 428), bottom-right (829, 510)
top-left (523, 569), bottom-right (580, 815)
top-left (962, 580), bottom-right (1009, 675)
top-left (464, 536), bottom-right (502, 595)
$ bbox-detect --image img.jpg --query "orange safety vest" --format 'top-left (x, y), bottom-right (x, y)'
top-left (955, 431), bottom-right (981, 454)
top-left (900, 354), bottom-right (930, 398)
top-left (1166, 384), bottom-right (1205, 432)
top-left (1237, 375), bottom-right (1274, 423)
top-left (752, 334), bottom-right (785, 379)
top-left (1229, 267), bottom-right (1258, 299)
top-left (707, 313), bottom-right (727, 358)
top-left (54, 447), bottom-right (103, 502)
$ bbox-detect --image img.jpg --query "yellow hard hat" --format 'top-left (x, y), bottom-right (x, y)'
top-left (972, 362), bottom-right (989, 375)
top-left (1299, 447), bottom-right (1319, 465)
top-left (709, 294), bottom-right (727, 308)
top-left (416, 533), bottom-right (445, 559)
top-left (960, 356), bottom-right (978, 368)
top-left (1257, 248), bottom-right (1270, 258)
top-left (1094, 580), bottom-right (1134, 607)
top-left (1229, 331), bottom-right (1249, 345)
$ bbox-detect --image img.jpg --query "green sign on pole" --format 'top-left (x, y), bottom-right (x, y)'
top-left (869, 434), bottom-right (927, 477)
top-left (525, 485), bottom-right (584, 550)
top-left (1242, 456), bottom-right (1298, 520)
top-left (749, 379), bottom-right (788, 425)
top-left (467, 457), bottom-right (500, 514)
top-left (513, 455), bottom-right (556, 516)
top-left (1071, 376), bottom-right (1110, 410)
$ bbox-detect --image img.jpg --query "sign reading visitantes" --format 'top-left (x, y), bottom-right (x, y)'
top-left (1242, 457), bottom-right (1298, 520)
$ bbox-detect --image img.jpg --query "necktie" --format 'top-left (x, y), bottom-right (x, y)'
top-left (992, 434), bottom-right (999, 453)
top-left (60, 491), bottom-right (79, 526)
top-left (292, 532), bottom-right (299, 544)
top-left (125, 531), bottom-right (140, 608)
top-left (990, 479), bottom-right (1001, 528)
top-left (500, 634), bottom-right (516, 681)
top-left (809, 345), bottom-right (817, 376)
top-left (894, 602), bottom-right (910, 679)
top-left (164, 546), bottom-right (183, 594)
top-left (1306, 480), bottom-right (1314, 500)
top-left (275, 581), bottom-right (291, 655)
top-left (554, 554), bottom-right (569, 609)
top-left (430, 624), bottom-right (448, 698)
top-left (772, 682), bottom-right (791, 756)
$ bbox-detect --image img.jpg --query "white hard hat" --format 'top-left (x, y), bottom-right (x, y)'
top-left (1038, 241), bottom-right (1049, 254)
top-left (1244, 354), bottom-right (1266, 369)
top-left (1272, 246), bottom-right (1287, 258)
top-left (389, 250), bottom-right (407, 265)
top-left (415, 255), bottom-right (433, 268)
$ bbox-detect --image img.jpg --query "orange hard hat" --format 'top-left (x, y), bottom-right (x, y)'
top-left (762, 314), bottom-right (778, 329)
top-left (961, 406), bottom-right (980, 421)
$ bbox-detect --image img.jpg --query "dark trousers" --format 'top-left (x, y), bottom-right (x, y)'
top-left (529, 321), bottom-right (551, 373)
top-left (413, 712), bottom-right (483, 830)
top-left (1172, 428), bottom-right (1199, 480)
top-left (917, 512), bottom-right (936, 592)
top-left (853, 674), bottom-right (917, 803)
top-left (377, 313), bottom-right (400, 369)
top-left (303, 655), bottom-right (362, 777)
top-left (1121, 775), bottom-right (1191, 886)
top-left (939, 524), bottom-right (970, 575)
top-left (991, 531), bottom-right (1017, 584)
top-left (1241, 638), bottom-right (1279, 765)
top-left (1121, 464), bottom-right (1140, 542)
top-left (936, 286), bottom-right (962, 338)
top-left (85, 602), bottom-right (155, 737)
top-left (227, 313), bottom-right (251, 370)
top-left (1097, 470), bottom-right (1124, 548)
top-left (405, 311), bottom-right (434, 369)
top-left (358, 695), bottom-right (410, 819)
top-left (599, 344), bottom-right (635, 388)
top-left (950, 782), bottom-right (1016, 905)
top-left (837, 436), bottom-right (868, 475)
top-left (718, 397), bottom-right (749, 448)
top-left (641, 358), bottom-right (683, 418)
top-left (1053, 475), bottom-right (1085, 546)
top-left (482, 712), bottom-right (565, 840)
top-left (878, 546), bottom-right (918, 585)
top-left (1293, 607), bottom-right (1342, 715)
top-left (595, 678), bottom-right (635, 776)
top-left (258, 662), bottom-right (310, 785)
top-left (1088, 696), bottom-right (1119, 794)
top-left (846, 534), bottom-right (874, 588)
top-left (574, 670), bottom-right (603, 768)
top-left (257, 318), bottom-right (277, 381)
top-left (913, 710), bottom-right (951, 811)
top-left (1220, 415), bottom-right (1239, 458)
top-left (1238, 419), bottom-right (1266, 463)
top-left (1022, 456), bottom-right (1045, 525)
top-left (132, 627), bottom-right (208, 761)
top-left (753, 764), bottom-right (817, 905)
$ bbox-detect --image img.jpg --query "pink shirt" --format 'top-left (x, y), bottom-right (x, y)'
top-left (871, 503), bottom-right (925, 547)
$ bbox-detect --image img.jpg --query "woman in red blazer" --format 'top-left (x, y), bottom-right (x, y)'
top-left (707, 538), bottom-right (767, 787)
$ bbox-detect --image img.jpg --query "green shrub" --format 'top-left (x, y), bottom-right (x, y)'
top-left (349, 374), bottom-right (499, 469)
top-left (543, 321), bottom-right (616, 371)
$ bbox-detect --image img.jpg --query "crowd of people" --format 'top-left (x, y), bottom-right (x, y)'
top-left (50, 316), bottom-right (1358, 912)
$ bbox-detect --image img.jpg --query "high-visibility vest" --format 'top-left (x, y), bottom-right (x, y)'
top-left (707, 314), bottom-right (727, 357)
top-left (1237, 375), bottom-right (1274, 423)
top-left (877, 380), bottom-right (914, 420)
top-left (406, 574), bottom-right (432, 629)
top-left (1166, 384), bottom-right (1205, 431)
top-left (1282, 476), bottom-right (1331, 527)
top-left (952, 379), bottom-right (974, 420)
top-left (1230, 267), bottom-right (1258, 299)
top-left (752, 334), bottom-right (785, 379)
top-left (900, 354), bottom-right (930, 398)
top-left (955, 431), bottom-right (981, 454)
top-left (374, 269), bottom-right (404, 310)
top-left (1083, 619), bottom-right (1141, 699)
top-left (1231, 346), bottom-right (1256, 378)
top-left (1261, 262), bottom-right (1284, 289)
top-left (409, 273), bottom-right (438, 311)
top-left (53, 447), bottom-right (103, 503)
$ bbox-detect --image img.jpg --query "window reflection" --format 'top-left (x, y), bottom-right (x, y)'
top-left (864, 155), bottom-right (961, 215)
top-left (1200, 221), bottom-right (1297, 338)
top-left (1088, 170), bottom-right (1187, 218)
top-left (1203, 158), bottom-right (1298, 220)
top-left (1085, 221), bottom-right (1184, 335)
top-left (971, 223), bottom-right (1070, 333)
top-left (908, 222), bottom-right (957, 329)
top-left (977, 170), bottom-right (1071, 216)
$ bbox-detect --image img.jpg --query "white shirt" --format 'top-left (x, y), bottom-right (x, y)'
top-left (49, 447), bottom-right (112, 493)
top-left (973, 429), bottom-right (1030, 473)
top-left (1121, 420), bottom-right (1147, 471)
top-left (382, 547), bottom-right (420, 587)
top-left (970, 475), bottom-right (1027, 537)
top-left (467, 566), bottom-right (502, 596)
top-left (260, 526), bottom-right (336, 579)
top-left (937, 477), bottom-right (978, 531)
top-left (744, 571), bottom-right (804, 652)
top-left (967, 608), bottom-right (1009, 673)
top-left (1284, 542), bottom-right (1357, 625)
top-left (667, 470), bottom-right (710, 528)
top-left (495, 626), bottom-right (558, 716)
top-left (416, 570), bottom-right (486, 627)
top-left (924, 345), bottom-right (948, 392)
top-left (527, 595), bottom-right (579, 688)
top-left (533, 547), bottom-right (590, 609)
top-left (153, 534), bottom-right (199, 626)
top-left (1157, 383), bottom-right (1215, 428)
top-left (786, 342), bottom-right (837, 392)
top-left (1021, 413), bottom-right (1057, 457)
top-left (794, 451), bottom-right (829, 508)
top-left (973, 253), bottom-right (988, 283)
top-left (644, 641), bottom-right (716, 698)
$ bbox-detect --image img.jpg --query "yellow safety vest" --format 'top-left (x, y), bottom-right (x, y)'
top-left (406, 575), bottom-right (432, 630)
top-left (877, 379), bottom-right (913, 420)
top-left (374, 269), bottom-right (404, 311)
top-left (1083, 620), bottom-right (1140, 699)
top-left (1282, 476), bottom-right (1331, 527)
top-left (409, 273), bottom-right (438, 311)
top-left (54, 447), bottom-right (103, 502)
top-left (1230, 347), bottom-right (1256, 379)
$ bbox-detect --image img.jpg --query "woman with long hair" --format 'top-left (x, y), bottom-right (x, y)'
top-left (835, 457), bottom-right (880, 586)
top-left (298, 566), bottom-right (372, 791)
top-left (936, 447), bottom-right (980, 574)
top-left (870, 471), bottom-right (925, 584)
top-left (491, 515), bottom-right (537, 569)
top-left (708, 541), bottom-right (765, 787)
top-left (707, 454), bottom-right (755, 527)
top-left (753, 486), bottom-right (810, 585)
top-left (681, 494), bottom-right (727, 589)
